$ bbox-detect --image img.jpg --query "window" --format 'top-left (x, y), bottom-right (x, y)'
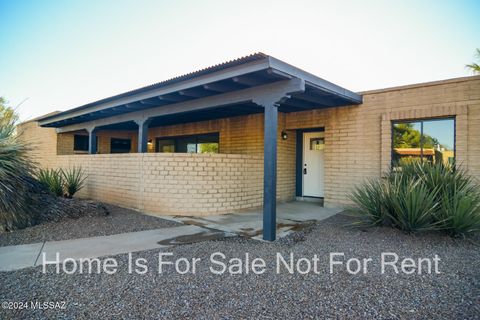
top-left (110, 138), bottom-right (131, 153)
top-left (74, 135), bottom-right (89, 151)
top-left (197, 133), bottom-right (219, 153)
top-left (157, 139), bottom-right (175, 153)
top-left (310, 137), bottom-right (324, 151)
top-left (156, 133), bottom-right (219, 154)
top-left (392, 118), bottom-right (455, 166)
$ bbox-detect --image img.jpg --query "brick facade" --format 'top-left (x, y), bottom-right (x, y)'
top-left (18, 75), bottom-right (480, 214)
top-left (286, 76), bottom-right (480, 207)
top-left (43, 153), bottom-right (262, 216)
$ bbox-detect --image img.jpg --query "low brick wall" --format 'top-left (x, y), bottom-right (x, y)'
top-left (49, 153), bottom-right (263, 216)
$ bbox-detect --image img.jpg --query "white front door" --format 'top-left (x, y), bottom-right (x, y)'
top-left (303, 132), bottom-right (325, 197)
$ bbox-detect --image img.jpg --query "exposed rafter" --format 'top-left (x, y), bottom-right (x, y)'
top-left (232, 75), bottom-right (266, 86)
top-left (203, 82), bottom-right (242, 93)
top-left (158, 94), bottom-right (191, 103)
top-left (178, 88), bottom-right (212, 98)
top-left (291, 92), bottom-right (340, 107)
top-left (38, 54), bottom-right (362, 128)
top-left (280, 98), bottom-right (316, 110)
top-left (139, 100), bottom-right (160, 106)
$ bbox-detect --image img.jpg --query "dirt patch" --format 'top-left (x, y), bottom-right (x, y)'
top-left (158, 230), bottom-right (229, 245)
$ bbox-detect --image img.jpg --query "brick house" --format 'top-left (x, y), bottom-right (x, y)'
top-left (19, 53), bottom-right (480, 240)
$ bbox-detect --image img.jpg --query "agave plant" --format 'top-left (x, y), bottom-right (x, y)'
top-left (62, 167), bottom-right (87, 198)
top-left (384, 176), bottom-right (440, 232)
top-left (348, 178), bottom-right (386, 226)
top-left (350, 161), bottom-right (480, 236)
top-left (37, 168), bottom-right (64, 197)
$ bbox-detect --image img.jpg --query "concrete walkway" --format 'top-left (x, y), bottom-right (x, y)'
top-left (0, 225), bottom-right (231, 272)
top-left (171, 201), bottom-right (343, 239)
top-left (0, 201), bottom-right (342, 272)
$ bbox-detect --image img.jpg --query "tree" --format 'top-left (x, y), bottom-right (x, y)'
top-left (466, 48), bottom-right (480, 74)
top-left (0, 97), bottom-right (18, 127)
top-left (393, 123), bottom-right (438, 149)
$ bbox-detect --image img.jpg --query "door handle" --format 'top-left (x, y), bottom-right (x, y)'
top-left (303, 168), bottom-right (307, 174)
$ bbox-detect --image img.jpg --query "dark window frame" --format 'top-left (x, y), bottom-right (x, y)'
top-left (155, 132), bottom-right (219, 153)
top-left (73, 134), bottom-right (89, 151)
top-left (110, 138), bottom-right (132, 154)
top-left (391, 116), bottom-right (456, 167)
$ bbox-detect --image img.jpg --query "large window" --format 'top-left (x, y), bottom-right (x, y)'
top-left (110, 138), bottom-right (131, 153)
top-left (73, 135), bottom-right (89, 151)
top-left (156, 133), bottom-right (219, 154)
top-left (392, 118), bottom-right (455, 166)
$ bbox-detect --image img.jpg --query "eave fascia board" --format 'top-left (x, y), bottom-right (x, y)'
top-left (39, 57), bottom-right (271, 127)
top-left (56, 78), bottom-right (304, 133)
top-left (267, 56), bottom-right (362, 104)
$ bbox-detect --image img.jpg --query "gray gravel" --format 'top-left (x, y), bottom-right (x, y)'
top-left (0, 204), bottom-right (181, 247)
top-left (0, 213), bottom-right (478, 319)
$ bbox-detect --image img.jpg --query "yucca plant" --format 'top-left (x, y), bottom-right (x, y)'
top-left (62, 167), bottom-right (87, 198)
top-left (348, 179), bottom-right (386, 226)
top-left (0, 99), bottom-right (41, 230)
top-left (384, 176), bottom-right (440, 232)
top-left (37, 168), bottom-right (64, 197)
top-left (350, 161), bottom-right (480, 236)
top-left (439, 192), bottom-right (480, 236)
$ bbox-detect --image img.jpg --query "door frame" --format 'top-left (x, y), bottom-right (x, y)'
top-left (295, 127), bottom-right (325, 198)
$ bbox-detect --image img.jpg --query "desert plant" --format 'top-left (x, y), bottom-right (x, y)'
top-left (62, 167), bottom-right (87, 198)
top-left (438, 192), bottom-right (480, 236)
top-left (349, 179), bottom-right (386, 226)
top-left (384, 175), bottom-right (440, 232)
top-left (37, 168), bottom-right (64, 197)
top-left (0, 98), bottom-right (41, 230)
top-left (350, 161), bottom-right (480, 236)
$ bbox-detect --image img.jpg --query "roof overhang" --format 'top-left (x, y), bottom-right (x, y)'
top-left (38, 53), bottom-right (362, 129)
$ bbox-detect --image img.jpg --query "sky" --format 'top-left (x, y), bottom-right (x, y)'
top-left (0, 0), bottom-right (479, 121)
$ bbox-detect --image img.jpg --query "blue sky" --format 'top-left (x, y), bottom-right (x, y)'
top-left (0, 0), bottom-right (479, 121)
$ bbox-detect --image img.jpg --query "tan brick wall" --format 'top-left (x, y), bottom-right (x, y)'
top-left (17, 121), bottom-right (58, 168)
top-left (18, 75), bottom-right (480, 212)
top-left (286, 76), bottom-right (480, 207)
top-left (46, 153), bottom-right (263, 216)
top-left (49, 113), bottom-right (295, 202)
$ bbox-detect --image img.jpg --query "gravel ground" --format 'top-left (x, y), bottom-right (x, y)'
top-left (1, 213), bottom-right (478, 319)
top-left (0, 204), bottom-right (181, 247)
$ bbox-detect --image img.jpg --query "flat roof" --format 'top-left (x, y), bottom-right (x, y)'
top-left (39, 53), bottom-right (362, 128)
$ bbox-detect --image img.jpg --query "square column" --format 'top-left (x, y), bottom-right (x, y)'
top-left (136, 119), bottom-right (151, 153)
top-left (87, 127), bottom-right (97, 154)
top-left (263, 103), bottom-right (278, 241)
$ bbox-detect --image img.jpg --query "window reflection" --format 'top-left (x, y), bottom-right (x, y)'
top-left (423, 119), bottom-right (455, 165)
top-left (156, 133), bottom-right (219, 154)
top-left (392, 118), bottom-right (455, 166)
top-left (393, 122), bottom-right (423, 164)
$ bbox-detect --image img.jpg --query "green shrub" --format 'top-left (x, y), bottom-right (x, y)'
top-left (62, 167), bottom-right (87, 198)
top-left (37, 167), bottom-right (87, 198)
top-left (350, 162), bottom-right (480, 236)
top-left (37, 168), bottom-right (64, 197)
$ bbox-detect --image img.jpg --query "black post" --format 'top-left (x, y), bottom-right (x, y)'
top-left (263, 103), bottom-right (278, 241)
top-left (88, 128), bottom-right (97, 154)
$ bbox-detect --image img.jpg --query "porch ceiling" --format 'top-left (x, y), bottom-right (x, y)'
top-left (38, 53), bottom-right (362, 129)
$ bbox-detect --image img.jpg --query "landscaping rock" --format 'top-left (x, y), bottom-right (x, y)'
top-left (1, 213), bottom-right (477, 319)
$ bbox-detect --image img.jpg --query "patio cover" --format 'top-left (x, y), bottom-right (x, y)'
top-left (38, 53), bottom-right (362, 241)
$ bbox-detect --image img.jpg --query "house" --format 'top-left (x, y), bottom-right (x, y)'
top-left (19, 53), bottom-right (480, 240)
